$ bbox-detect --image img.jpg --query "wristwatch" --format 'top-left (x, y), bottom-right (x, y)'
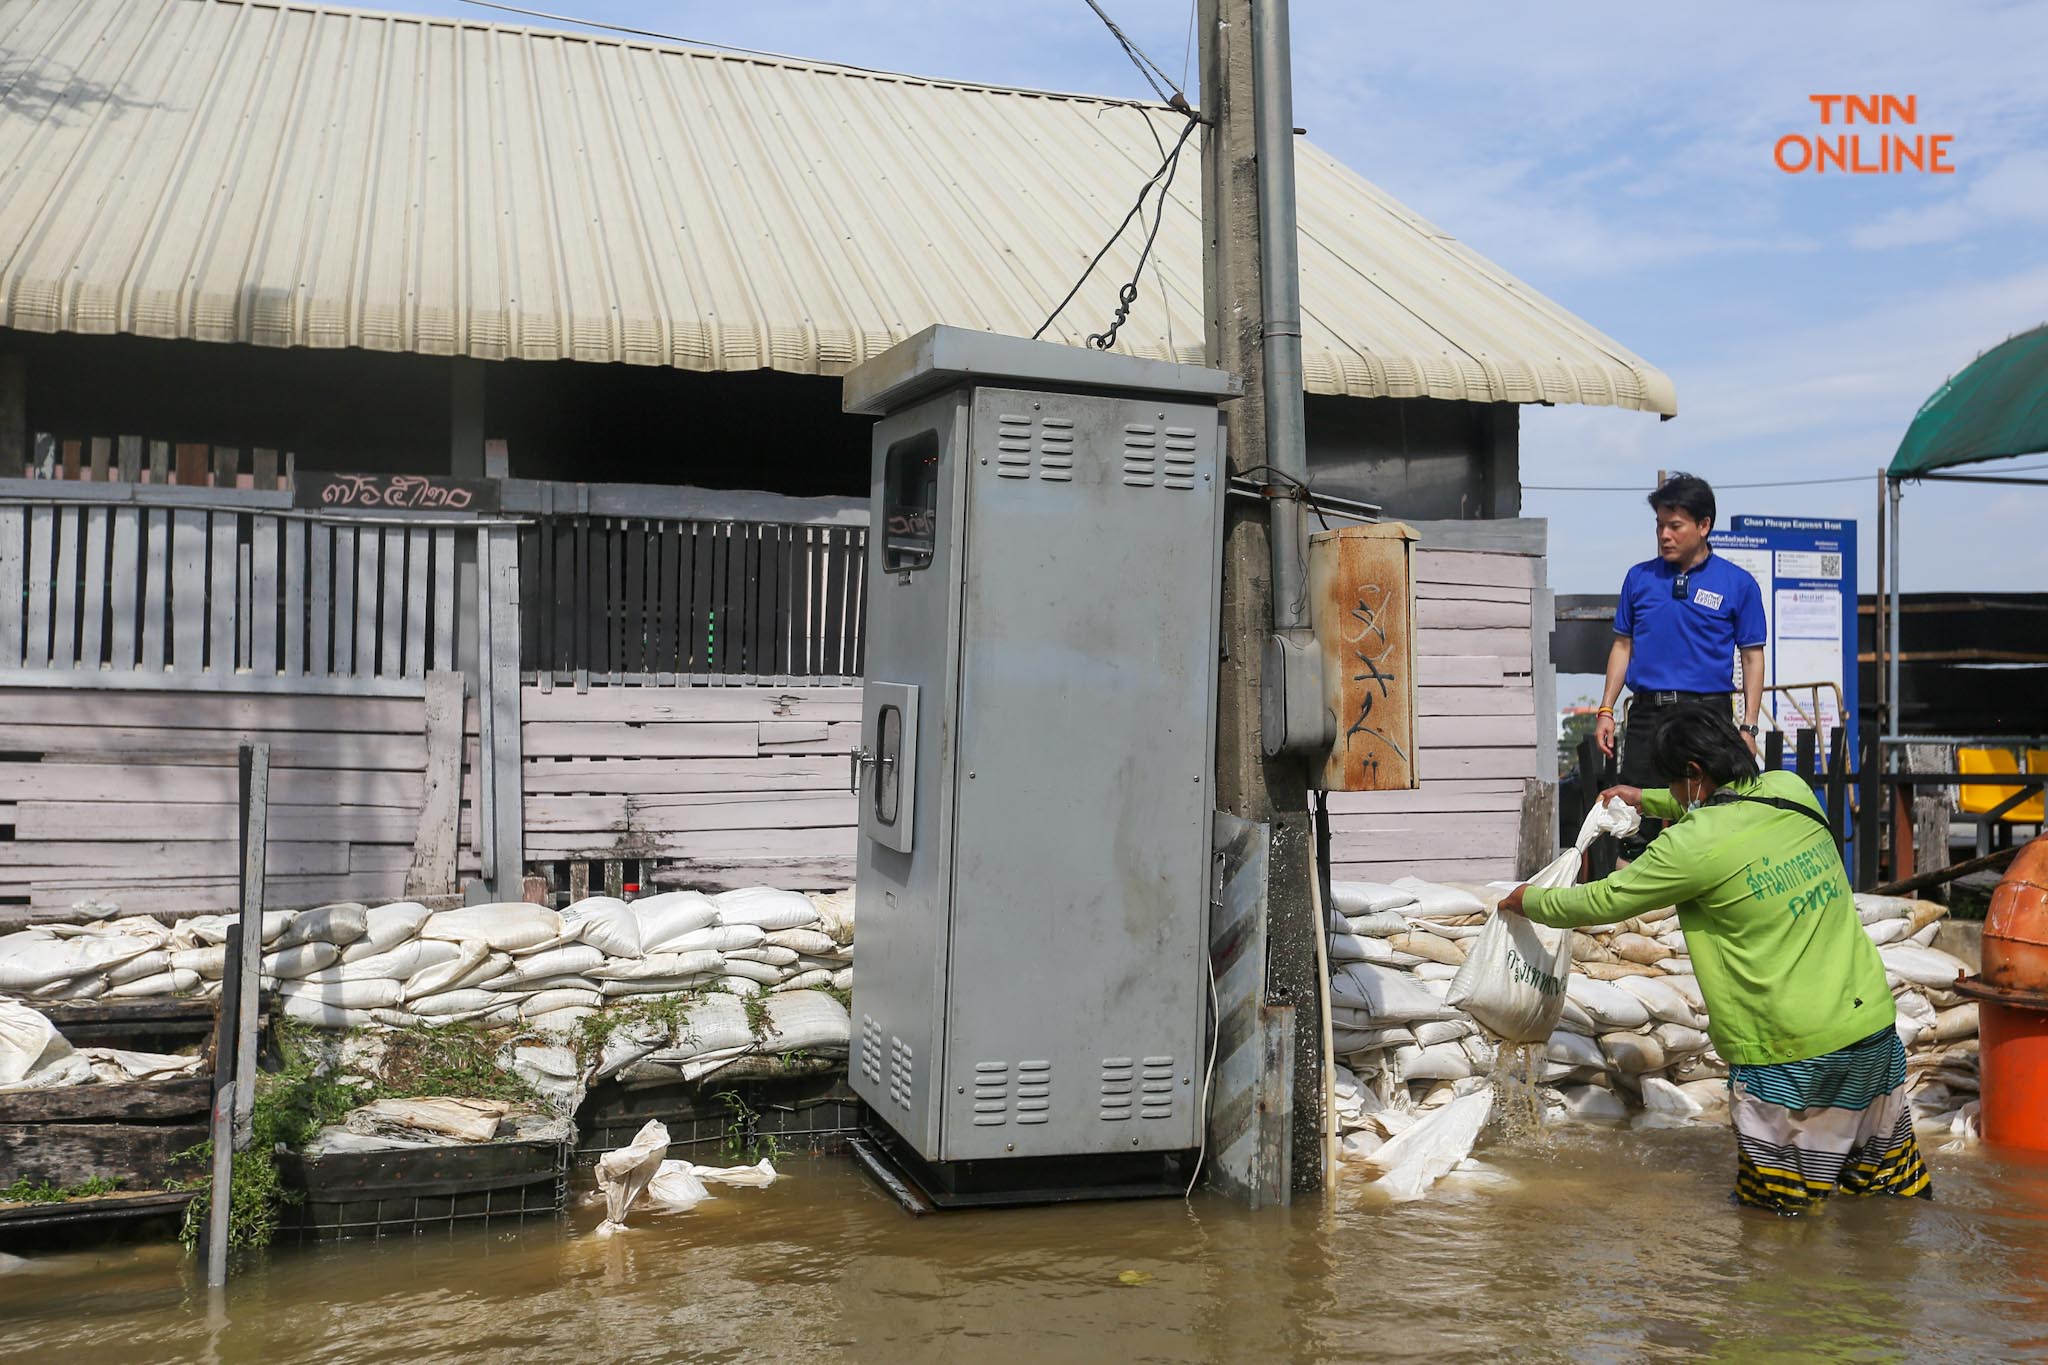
top-left (1738, 723), bottom-right (1760, 736)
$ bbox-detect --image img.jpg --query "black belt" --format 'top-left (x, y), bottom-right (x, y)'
top-left (1633, 690), bottom-right (1730, 708)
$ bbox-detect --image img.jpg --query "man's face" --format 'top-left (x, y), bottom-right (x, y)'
top-left (1655, 506), bottom-right (1709, 564)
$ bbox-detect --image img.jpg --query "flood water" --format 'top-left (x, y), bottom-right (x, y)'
top-left (5, 1126), bottom-right (2048, 1363)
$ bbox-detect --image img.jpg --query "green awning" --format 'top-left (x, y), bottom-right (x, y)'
top-left (1890, 324), bottom-right (2048, 478)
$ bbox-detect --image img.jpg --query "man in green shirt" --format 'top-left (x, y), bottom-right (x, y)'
top-left (1501, 703), bottom-right (1931, 1214)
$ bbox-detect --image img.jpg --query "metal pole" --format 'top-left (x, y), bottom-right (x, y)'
top-left (234, 743), bottom-right (268, 1148)
top-left (1887, 479), bottom-right (1902, 738)
top-left (1250, 0), bottom-right (1309, 633)
top-left (1874, 470), bottom-right (1888, 731)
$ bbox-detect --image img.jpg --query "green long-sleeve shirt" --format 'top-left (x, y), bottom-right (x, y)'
top-left (1522, 769), bottom-right (1894, 1066)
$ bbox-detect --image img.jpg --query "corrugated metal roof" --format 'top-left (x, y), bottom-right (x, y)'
top-left (0, 0), bottom-right (1676, 414)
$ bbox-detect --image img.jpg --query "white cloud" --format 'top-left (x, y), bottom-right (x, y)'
top-left (1851, 150), bottom-right (2048, 248)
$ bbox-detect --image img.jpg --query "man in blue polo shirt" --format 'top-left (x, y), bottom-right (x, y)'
top-left (1595, 473), bottom-right (1767, 848)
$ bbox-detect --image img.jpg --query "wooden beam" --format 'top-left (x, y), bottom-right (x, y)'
top-left (405, 671), bottom-right (462, 897)
top-left (0, 355), bottom-right (23, 475)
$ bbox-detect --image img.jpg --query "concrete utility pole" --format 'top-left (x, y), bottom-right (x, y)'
top-left (1199, 0), bottom-right (1325, 1196)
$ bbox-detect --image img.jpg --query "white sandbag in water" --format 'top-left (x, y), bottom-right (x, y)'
top-left (1360, 1090), bottom-right (1493, 1202)
top-left (1637, 1075), bottom-right (1706, 1128)
top-left (1557, 1084), bottom-right (1628, 1121)
top-left (762, 928), bottom-right (840, 957)
top-left (645, 1160), bottom-right (714, 1213)
top-left (304, 939), bottom-right (462, 985)
top-left (661, 924), bottom-right (768, 954)
top-left (1566, 976), bottom-right (1652, 1031)
top-left (420, 904), bottom-right (562, 953)
top-left (711, 886), bottom-right (820, 932)
top-left (0, 998), bottom-right (73, 1086)
top-left (0, 936), bottom-right (157, 992)
top-left (106, 950), bottom-right (171, 987)
top-left (595, 1119), bottom-right (671, 1235)
top-left (633, 892), bottom-right (720, 950)
top-left (269, 903), bottom-right (369, 952)
top-left (690, 1158), bottom-right (779, 1189)
top-left (1331, 962), bottom-right (1461, 1025)
top-left (521, 988), bottom-right (604, 1017)
top-left (261, 942), bottom-right (342, 980)
top-left (1880, 944), bottom-right (1971, 990)
top-left (483, 944), bottom-right (605, 988)
top-left (772, 970), bottom-right (836, 993)
top-left (1600, 1031), bottom-right (1667, 1075)
top-left (1616, 975), bottom-right (1701, 1028)
top-left (404, 943), bottom-right (501, 1000)
top-left (760, 991), bottom-right (852, 1053)
top-left (105, 968), bottom-right (201, 998)
top-left (592, 950), bottom-right (725, 981)
top-left (343, 901), bottom-right (434, 959)
top-left (561, 897), bottom-right (644, 959)
top-left (1389, 878), bottom-right (1486, 918)
top-left (278, 977), bottom-right (403, 1010)
top-left (1330, 881), bottom-right (1419, 915)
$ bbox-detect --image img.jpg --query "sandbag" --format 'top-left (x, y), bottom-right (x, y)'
top-left (482, 944), bottom-right (606, 988)
top-left (1557, 1084), bottom-right (1628, 1121)
top-left (724, 945), bottom-right (799, 968)
top-left (1389, 931), bottom-right (1465, 966)
top-left (1600, 1031), bottom-right (1667, 1075)
top-left (0, 936), bottom-right (157, 992)
top-left (105, 968), bottom-right (201, 998)
top-left (644, 1160), bottom-right (714, 1213)
top-left (278, 977), bottom-right (403, 1010)
top-left (304, 939), bottom-right (461, 985)
top-left (1360, 1090), bottom-right (1493, 1202)
top-left (711, 886), bottom-right (819, 931)
top-left (1342, 911), bottom-right (1412, 938)
top-left (1331, 962), bottom-right (1461, 1025)
top-left (1651, 1022), bottom-right (1710, 1057)
top-left (1413, 1019), bottom-right (1476, 1047)
top-left (341, 902), bottom-right (434, 960)
top-left (404, 942), bottom-right (501, 1000)
top-left (407, 988), bottom-right (502, 1017)
top-left (1865, 919), bottom-right (1914, 946)
top-left (1855, 894), bottom-right (1917, 924)
top-left (562, 896), bottom-right (644, 959)
top-left (716, 958), bottom-right (784, 985)
top-left (1615, 975), bottom-right (1700, 1028)
top-left (1933, 1003), bottom-right (1979, 1044)
top-left (762, 928), bottom-right (839, 957)
top-left (261, 941), bottom-right (342, 980)
top-left (526, 1006), bottom-right (596, 1036)
top-left (1330, 881), bottom-right (1419, 915)
top-left (716, 977), bottom-right (764, 998)
top-left (690, 1158), bottom-right (779, 1189)
top-left (106, 950), bottom-right (172, 987)
top-left (760, 991), bottom-right (852, 1053)
top-left (1880, 944), bottom-right (1971, 990)
top-left (348, 1097), bottom-right (509, 1144)
top-left (1611, 933), bottom-right (1672, 965)
top-left (0, 998), bottom-right (73, 1085)
top-left (601, 977), bottom-right (717, 997)
top-left (521, 987), bottom-right (604, 1017)
top-left (633, 892), bottom-right (720, 949)
top-left (169, 946), bottom-right (228, 980)
top-left (1566, 976), bottom-right (1652, 1031)
top-left (595, 1119), bottom-right (671, 1234)
top-left (420, 904), bottom-right (562, 953)
top-left (593, 950), bottom-right (725, 981)
top-left (1389, 878), bottom-right (1486, 918)
top-left (1640, 1075), bottom-right (1704, 1121)
top-left (1445, 905), bottom-right (1570, 1044)
top-left (661, 924), bottom-right (768, 955)
top-left (1545, 1029), bottom-right (1605, 1071)
top-left (283, 997), bottom-right (381, 1029)
top-left (1329, 936), bottom-right (1424, 968)
top-left (771, 970), bottom-right (836, 993)
top-left (269, 903), bottom-right (369, 952)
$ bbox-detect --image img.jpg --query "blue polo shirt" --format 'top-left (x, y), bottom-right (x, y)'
top-left (1614, 549), bottom-right (1767, 693)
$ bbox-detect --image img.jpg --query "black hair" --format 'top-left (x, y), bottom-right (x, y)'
top-left (1649, 702), bottom-right (1757, 787)
top-left (1648, 472), bottom-right (1716, 529)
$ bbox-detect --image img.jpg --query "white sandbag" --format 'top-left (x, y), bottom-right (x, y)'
top-left (0, 998), bottom-right (74, 1085)
top-left (1651, 1022), bottom-right (1711, 1058)
top-left (711, 886), bottom-right (819, 932)
top-left (261, 941), bottom-right (342, 980)
top-left (349, 1096), bottom-right (510, 1143)
top-left (562, 896), bottom-right (644, 959)
top-left (1642, 1075), bottom-right (1704, 1118)
top-left (601, 977), bottom-right (718, 998)
top-left (76, 1047), bottom-right (197, 1083)
top-left (1330, 935), bottom-right (1424, 968)
top-left (831, 967), bottom-right (852, 992)
top-left (1611, 933), bottom-right (1673, 965)
top-left (1458, 1034), bottom-right (1496, 1068)
top-left (690, 1158), bottom-right (779, 1188)
top-left (1616, 975), bottom-right (1702, 1028)
top-left (168, 946), bottom-right (227, 980)
top-left (1330, 881), bottom-right (1419, 915)
top-left (1880, 944), bottom-right (1971, 990)
top-left (761, 928), bottom-right (839, 957)
top-left (633, 892), bottom-right (721, 950)
top-left (1342, 910), bottom-right (1413, 939)
top-left (1390, 1042), bottom-right (1473, 1082)
top-left (1389, 931), bottom-right (1465, 966)
top-left (1660, 974), bottom-right (1706, 1014)
top-left (282, 996), bottom-right (383, 1028)
top-left (595, 1119), bottom-right (671, 1234)
top-left (521, 987), bottom-right (604, 1017)
top-left (666, 994), bottom-right (758, 1056)
top-left (0, 936), bottom-right (157, 991)
top-left (106, 950), bottom-right (172, 987)
top-left (1566, 976), bottom-right (1652, 1031)
top-left (483, 944), bottom-right (606, 988)
top-left (404, 942), bottom-right (501, 1000)
top-left (761, 991), bottom-right (852, 1052)
top-left (1330, 962), bottom-right (1460, 1025)
top-left (1934, 1003), bottom-right (1979, 1044)
top-left (1411, 962), bottom-right (1459, 982)
top-left (1360, 1090), bottom-right (1493, 1202)
top-left (105, 968), bottom-right (201, 998)
top-left (716, 976), bottom-right (764, 998)
top-left (645, 1160), bottom-right (714, 1213)
top-left (1413, 1019), bottom-right (1476, 1047)
top-left (526, 1006), bottom-right (596, 1037)
top-left (1545, 1029), bottom-right (1606, 1071)
top-left (1445, 903), bottom-right (1570, 1044)
top-left (270, 903), bottom-right (369, 952)
top-left (661, 924), bottom-right (768, 954)
top-left (420, 904), bottom-right (562, 953)
top-left (407, 988), bottom-right (502, 1017)
top-left (1855, 894), bottom-right (1917, 924)
top-left (772, 970), bottom-right (836, 993)
top-left (278, 977), bottom-right (403, 1010)
top-left (1600, 1031), bottom-right (1667, 1075)
top-left (593, 950), bottom-right (726, 982)
top-left (489, 974), bottom-right (596, 994)
top-left (1557, 1084), bottom-right (1628, 1121)
top-left (1555, 997), bottom-right (1598, 1037)
top-left (1865, 918), bottom-right (1914, 946)
top-left (1908, 921), bottom-right (1942, 947)
top-left (1896, 990), bottom-right (1937, 1029)
top-left (346, 901), bottom-right (433, 958)
top-left (717, 958), bottom-right (784, 986)
top-left (1331, 1022), bottom-right (1415, 1050)
top-left (725, 945), bottom-right (800, 968)
top-left (304, 939), bottom-right (461, 985)
top-left (1389, 878), bottom-right (1486, 918)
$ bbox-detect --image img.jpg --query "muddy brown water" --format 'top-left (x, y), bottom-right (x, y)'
top-left (4, 1126), bottom-right (2047, 1363)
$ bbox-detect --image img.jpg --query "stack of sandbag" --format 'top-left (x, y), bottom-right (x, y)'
top-left (3, 886), bottom-right (857, 1043)
top-left (1325, 877), bottom-right (1979, 1139)
top-left (593, 989), bottom-right (852, 1088)
top-left (0, 996), bottom-right (204, 1092)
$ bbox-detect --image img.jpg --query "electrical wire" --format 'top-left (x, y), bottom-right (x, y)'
top-left (1186, 949), bottom-right (1220, 1200)
top-left (1082, 0), bottom-right (1188, 106)
top-left (1525, 461), bottom-right (2048, 493)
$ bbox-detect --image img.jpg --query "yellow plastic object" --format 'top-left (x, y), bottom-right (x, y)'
top-left (1959, 748), bottom-right (2044, 823)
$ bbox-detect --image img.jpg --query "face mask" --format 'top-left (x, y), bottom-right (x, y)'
top-left (1685, 779), bottom-right (1704, 814)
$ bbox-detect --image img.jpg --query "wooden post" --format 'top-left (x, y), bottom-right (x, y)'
top-left (1764, 728), bottom-right (1785, 772)
top-left (234, 743), bottom-right (268, 1149)
top-left (1825, 726), bottom-right (1848, 858)
top-left (203, 922), bottom-right (241, 1287)
top-left (405, 671), bottom-right (464, 897)
top-left (473, 525), bottom-right (524, 899)
top-left (1516, 777), bottom-right (1557, 878)
top-left (0, 354), bottom-right (24, 476)
top-left (1908, 741), bottom-right (1953, 904)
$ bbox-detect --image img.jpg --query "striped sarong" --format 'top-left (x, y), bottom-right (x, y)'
top-left (1728, 1026), bottom-right (1932, 1214)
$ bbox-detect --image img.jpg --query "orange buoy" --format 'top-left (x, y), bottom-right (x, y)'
top-left (1958, 835), bottom-right (2048, 1151)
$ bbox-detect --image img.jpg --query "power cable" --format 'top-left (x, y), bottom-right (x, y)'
top-left (1082, 0), bottom-right (1189, 108)
top-left (1524, 461), bottom-right (2048, 493)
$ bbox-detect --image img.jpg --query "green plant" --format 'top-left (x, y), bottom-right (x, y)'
top-left (823, 986), bottom-right (852, 1011)
top-left (712, 1088), bottom-right (780, 1164)
top-left (571, 991), bottom-right (705, 1067)
top-left (1, 1175), bottom-right (122, 1204)
top-left (740, 990), bottom-right (771, 1038)
top-left (375, 1026), bottom-right (539, 1104)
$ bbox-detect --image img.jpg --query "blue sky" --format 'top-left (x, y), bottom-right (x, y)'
top-left (368, 0), bottom-right (2048, 607)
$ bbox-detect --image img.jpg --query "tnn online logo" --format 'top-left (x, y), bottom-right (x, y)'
top-left (1775, 95), bottom-right (1954, 174)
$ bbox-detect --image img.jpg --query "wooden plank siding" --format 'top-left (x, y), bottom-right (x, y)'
top-left (0, 686), bottom-right (476, 914)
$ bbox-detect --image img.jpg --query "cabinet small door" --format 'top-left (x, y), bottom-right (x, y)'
top-left (859, 680), bottom-right (919, 853)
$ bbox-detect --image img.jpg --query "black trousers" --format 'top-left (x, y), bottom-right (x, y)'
top-left (1617, 693), bottom-right (1732, 851)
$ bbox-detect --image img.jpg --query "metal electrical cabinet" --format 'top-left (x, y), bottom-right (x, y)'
top-left (841, 327), bottom-right (1237, 1200)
